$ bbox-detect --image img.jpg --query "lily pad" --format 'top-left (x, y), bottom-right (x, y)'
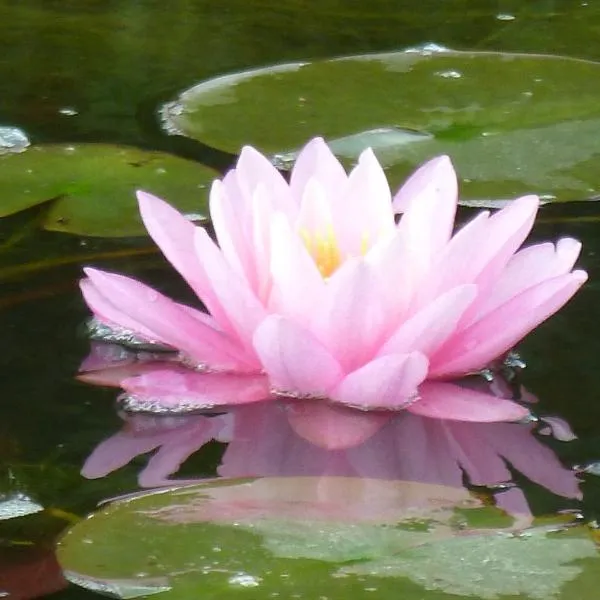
top-left (57, 477), bottom-right (599, 600)
top-left (0, 144), bottom-right (215, 237)
top-left (163, 48), bottom-right (600, 201)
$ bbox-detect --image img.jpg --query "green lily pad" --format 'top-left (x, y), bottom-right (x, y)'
top-left (0, 144), bottom-right (215, 237)
top-left (57, 477), bottom-right (599, 600)
top-left (163, 48), bottom-right (600, 201)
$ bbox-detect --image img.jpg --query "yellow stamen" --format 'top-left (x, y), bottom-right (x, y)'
top-left (300, 225), bottom-right (372, 279)
top-left (300, 224), bottom-right (342, 278)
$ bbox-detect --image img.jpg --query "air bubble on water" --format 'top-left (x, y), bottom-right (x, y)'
top-left (228, 573), bottom-right (261, 588)
top-left (577, 462), bottom-right (600, 476)
top-left (405, 42), bottom-right (451, 55)
top-left (183, 212), bottom-right (209, 224)
top-left (86, 317), bottom-right (174, 352)
top-left (496, 13), bottom-right (516, 20)
top-left (59, 107), bottom-right (78, 116)
top-left (436, 70), bottom-right (462, 79)
top-left (118, 393), bottom-right (217, 415)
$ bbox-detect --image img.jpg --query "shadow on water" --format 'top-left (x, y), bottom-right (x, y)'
top-left (2, 1), bottom-right (600, 598)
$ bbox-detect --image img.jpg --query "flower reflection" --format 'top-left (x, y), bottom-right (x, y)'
top-left (79, 138), bottom-right (586, 419)
top-left (82, 368), bottom-right (581, 519)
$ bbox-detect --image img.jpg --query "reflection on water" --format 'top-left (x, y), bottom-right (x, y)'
top-left (81, 345), bottom-right (582, 524)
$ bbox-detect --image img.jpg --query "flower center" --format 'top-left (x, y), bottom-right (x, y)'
top-left (300, 225), bottom-right (342, 278)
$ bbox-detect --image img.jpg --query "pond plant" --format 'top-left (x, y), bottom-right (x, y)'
top-left (80, 138), bottom-right (586, 448)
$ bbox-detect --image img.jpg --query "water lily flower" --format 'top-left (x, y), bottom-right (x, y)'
top-left (80, 138), bottom-right (586, 421)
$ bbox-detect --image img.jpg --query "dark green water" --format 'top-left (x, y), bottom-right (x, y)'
top-left (2, 1), bottom-right (600, 598)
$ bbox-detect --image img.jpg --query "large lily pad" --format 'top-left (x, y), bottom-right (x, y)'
top-left (163, 49), bottom-right (600, 201)
top-left (0, 144), bottom-right (215, 237)
top-left (57, 477), bottom-right (599, 600)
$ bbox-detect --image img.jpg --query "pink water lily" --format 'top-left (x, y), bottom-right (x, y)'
top-left (80, 137), bottom-right (586, 421)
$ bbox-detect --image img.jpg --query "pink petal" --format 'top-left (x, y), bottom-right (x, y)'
top-left (378, 284), bottom-right (477, 357)
top-left (83, 268), bottom-right (255, 371)
top-left (430, 270), bottom-right (588, 377)
top-left (393, 155), bottom-right (454, 214)
top-left (285, 401), bottom-right (392, 450)
top-left (395, 156), bottom-right (458, 278)
top-left (267, 213), bottom-right (326, 326)
top-left (77, 362), bottom-right (175, 388)
top-left (137, 191), bottom-right (234, 332)
top-left (408, 382), bottom-right (529, 422)
top-left (194, 228), bottom-right (267, 351)
top-left (295, 177), bottom-right (333, 237)
top-left (334, 148), bottom-right (395, 254)
top-left (235, 145), bottom-right (297, 217)
top-left (470, 238), bottom-right (582, 322)
top-left (79, 342), bottom-right (137, 373)
top-left (248, 184), bottom-right (277, 302)
top-left (418, 196), bottom-right (539, 308)
top-left (209, 180), bottom-right (253, 285)
top-left (121, 369), bottom-right (271, 408)
top-left (331, 352), bottom-right (429, 410)
top-left (365, 228), bottom-right (414, 320)
top-left (253, 315), bottom-right (344, 396)
top-left (467, 195), bottom-right (540, 293)
top-left (290, 137), bottom-right (348, 203)
top-left (415, 212), bottom-right (490, 304)
top-left (311, 258), bottom-right (385, 371)
top-left (80, 278), bottom-right (164, 343)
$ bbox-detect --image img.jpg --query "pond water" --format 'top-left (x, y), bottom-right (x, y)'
top-left (2, 1), bottom-right (600, 599)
